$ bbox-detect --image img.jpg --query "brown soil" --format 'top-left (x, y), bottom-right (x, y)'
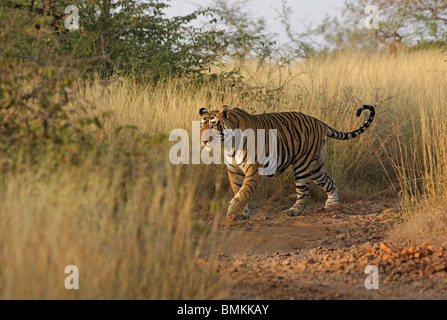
top-left (201, 200), bottom-right (447, 300)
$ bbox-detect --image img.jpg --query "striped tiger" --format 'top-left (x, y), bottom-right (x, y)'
top-left (199, 105), bottom-right (375, 220)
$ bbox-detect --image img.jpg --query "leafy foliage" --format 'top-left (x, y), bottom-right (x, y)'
top-left (203, 0), bottom-right (276, 62)
top-left (2, 0), bottom-right (244, 82)
top-left (317, 0), bottom-right (447, 52)
top-left (0, 54), bottom-right (104, 167)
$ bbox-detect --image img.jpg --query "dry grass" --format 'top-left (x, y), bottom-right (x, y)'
top-left (390, 201), bottom-right (447, 245)
top-left (0, 158), bottom-right (225, 299)
top-left (0, 50), bottom-right (446, 299)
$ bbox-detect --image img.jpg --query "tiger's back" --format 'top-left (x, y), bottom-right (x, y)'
top-left (228, 108), bottom-right (327, 176)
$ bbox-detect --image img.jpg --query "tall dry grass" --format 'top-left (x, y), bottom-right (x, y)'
top-left (0, 50), bottom-right (446, 299)
top-left (0, 157), bottom-right (224, 299)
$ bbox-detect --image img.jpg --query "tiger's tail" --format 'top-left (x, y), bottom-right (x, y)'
top-left (325, 105), bottom-right (375, 140)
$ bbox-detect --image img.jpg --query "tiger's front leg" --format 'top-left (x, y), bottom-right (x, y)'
top-left (226, 164), bottom-right (260, 221)
top-left (226, 165), bottom-right (249, 217)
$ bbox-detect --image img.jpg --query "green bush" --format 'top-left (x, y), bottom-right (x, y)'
top-left (1, 0), bottom-right (266, 82)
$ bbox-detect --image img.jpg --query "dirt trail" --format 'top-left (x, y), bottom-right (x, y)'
top-left (211, 200), bottom-right (447, 299)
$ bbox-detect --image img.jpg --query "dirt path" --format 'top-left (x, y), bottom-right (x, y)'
top-left (211, 200), bottom-right (447, 299)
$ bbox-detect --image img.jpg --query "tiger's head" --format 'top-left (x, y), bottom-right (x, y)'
top-left (199, 105), bottom-right (231, 147)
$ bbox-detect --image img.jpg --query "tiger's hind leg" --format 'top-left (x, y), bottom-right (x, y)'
top-left (283, 169), bottom-right (311, 217)
top-left (310, 150), bottom-right (339, 209)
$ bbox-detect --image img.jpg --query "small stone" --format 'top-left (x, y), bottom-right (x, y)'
top-left (432, 263), bottom-right (446, 272)
top-left (425, 266), bottom-right (435, 274)
top-left (359, 241), bottom-right (372, 251)
top-left (196, 259), bottom-right (207, 266)
top-left (380, 242), bottom-right (393, 254)
top-left (420, 242), bottom-right (432, 250)
top-left (233, 260), bottom-right (247, 268)
top-left (281, 259), bottom-right (291, 266)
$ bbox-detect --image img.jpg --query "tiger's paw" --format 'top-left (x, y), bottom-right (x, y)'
top-left (227, 198), bottom-right (243, 215)
top-left (225, 214), bottom-right (237, 224)
top-left (282, 204), bottom-right (306, 217)
top-left (226, 200), bottom-right (250, 222)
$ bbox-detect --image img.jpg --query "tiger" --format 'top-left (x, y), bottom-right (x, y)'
top-left (199, 105), bottom-right (375, 221)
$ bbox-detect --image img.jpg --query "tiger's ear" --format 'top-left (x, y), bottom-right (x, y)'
top-left (199, 108), bottom-right (208, 116)
top-left (220, 105), bottom-right (230, 119)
